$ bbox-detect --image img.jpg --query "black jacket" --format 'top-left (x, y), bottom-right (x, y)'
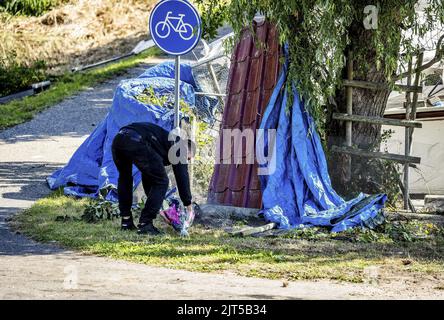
top-left (123, 122), bottom-right (192, 206)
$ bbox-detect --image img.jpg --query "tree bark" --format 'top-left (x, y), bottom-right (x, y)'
top-left (327, 23), bottom-right (400, 197)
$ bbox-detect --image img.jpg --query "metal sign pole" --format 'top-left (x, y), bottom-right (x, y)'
top-left (174, 55), bottom-right (181, 129)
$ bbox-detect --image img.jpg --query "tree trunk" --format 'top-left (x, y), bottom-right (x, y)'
top-left (327, 23), bottom-right (399, 197)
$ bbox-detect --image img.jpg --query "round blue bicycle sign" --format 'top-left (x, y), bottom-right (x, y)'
top-left (149, 0), bottom-right (202, 55)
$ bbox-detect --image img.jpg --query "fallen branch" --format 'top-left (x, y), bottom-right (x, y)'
top-left (228, 223), bottom-right (277, 237)
top-left (386, 212), bottom-right (444, 225)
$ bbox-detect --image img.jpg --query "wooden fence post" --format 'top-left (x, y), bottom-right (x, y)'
top-left (403, 60), bottom-right (413, 210)
top-left (332, 52), bottom-right (423, 213)
top-left (404, 52), bottom-right (423, 210)
top-left (345, 50), bottom-right (354, 182)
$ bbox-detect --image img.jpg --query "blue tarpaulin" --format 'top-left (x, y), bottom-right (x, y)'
top-left (48, 59), bottom-right (386, 232)
top-left (258, 58), bottom-right (387, 232)
top-left (47, 62), bottom-right (209, 201)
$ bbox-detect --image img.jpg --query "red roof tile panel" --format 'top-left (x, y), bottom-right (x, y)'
top-left (246, 189), bottom-right (262, 208)
top-left (229, 59), bottom-right (251, 95)
top-left (213, 163), bottom-right (231, 193)
top-left (234, 31), bottom-right (254, 62)
top-left (246, 56), bottom-right (265, 92)
top-left (229, 163), bottom-right (251, 191)
top-left (243, 90), bottom-right (261, 126)
top-left (207, 21), bottom-right (282, 209)
top-left (248, 162), bottom-right (262, 191)
top-left (222, 92), bottom-right (244, 128)
top-left (263, 57), bottom-right (280, 90)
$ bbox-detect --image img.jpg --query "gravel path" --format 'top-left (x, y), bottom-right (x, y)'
top-left (1, 60), bottom-right (443, 300)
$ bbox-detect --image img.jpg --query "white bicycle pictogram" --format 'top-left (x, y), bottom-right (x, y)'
top-left (155, 11), bottom-right (194, 41)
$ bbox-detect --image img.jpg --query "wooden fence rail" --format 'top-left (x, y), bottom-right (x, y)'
top-left (332, 113), bottom-right (423, 128)
top-left (343, 79), bottom-right (422, 93)
top-left (332, 50), bottom-right (424, 212)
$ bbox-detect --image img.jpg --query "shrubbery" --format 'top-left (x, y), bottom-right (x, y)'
top-left (0, 0), bottom-right (59, 16)
top-left (0, 1), bottom-right (62, 96)
top-left (0, 59), bottom-right (47, 96)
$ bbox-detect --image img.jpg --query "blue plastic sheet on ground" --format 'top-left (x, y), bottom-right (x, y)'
top-left (258, 58), bottom-right (387, 232)
top-left (47, 62), bottom-right (212, 201)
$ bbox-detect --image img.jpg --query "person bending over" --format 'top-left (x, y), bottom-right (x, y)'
top-left (112, 122), bottom-right (194, 235)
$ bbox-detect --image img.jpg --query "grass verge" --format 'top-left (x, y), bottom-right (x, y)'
top-left (11, 193), bottom-right (444, 284)
top-left (0, 47), bottom-right (161, 130)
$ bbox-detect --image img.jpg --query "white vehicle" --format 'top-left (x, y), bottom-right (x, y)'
top-left (155, 11), bottom-right (194, 41)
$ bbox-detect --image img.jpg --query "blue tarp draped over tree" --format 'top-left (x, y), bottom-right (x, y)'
top-left (258, 58), bottom-right (387, 232)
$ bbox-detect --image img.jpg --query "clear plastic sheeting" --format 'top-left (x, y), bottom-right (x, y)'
top-left (47, 62), bottom-right (213, 200)
top-left (191, 33), bottom-right (232, 117)
top-left (192, 33), bottom-right (232, 93)
top-left (258, 58), bottom-right (387, 232)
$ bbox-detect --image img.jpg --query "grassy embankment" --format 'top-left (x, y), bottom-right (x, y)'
top-left (11, 191), bottom-right (444, 285)
top-left (0, 47), bottom-right (161, 129)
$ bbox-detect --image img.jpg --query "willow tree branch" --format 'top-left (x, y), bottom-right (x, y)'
top-left (394, 34), bottom-right (444, 81)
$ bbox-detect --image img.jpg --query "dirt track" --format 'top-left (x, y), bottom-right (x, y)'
top-left (1, 64), bottom-right (443, 300)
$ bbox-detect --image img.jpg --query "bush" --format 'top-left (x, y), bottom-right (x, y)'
top-left (0, 59), bottom-right (47, 96)
top-left (0, 0), bottom-right (58, 16)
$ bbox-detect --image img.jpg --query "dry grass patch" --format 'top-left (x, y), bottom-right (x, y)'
top-left (1, 0), bottom-right (156, 74)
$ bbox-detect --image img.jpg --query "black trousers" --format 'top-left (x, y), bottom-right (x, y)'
top-left (111, 132), bottom-right (169, 224)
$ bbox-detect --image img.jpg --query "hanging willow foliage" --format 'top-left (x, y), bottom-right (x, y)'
top-left (195, 0), bottom-right (444, 128)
